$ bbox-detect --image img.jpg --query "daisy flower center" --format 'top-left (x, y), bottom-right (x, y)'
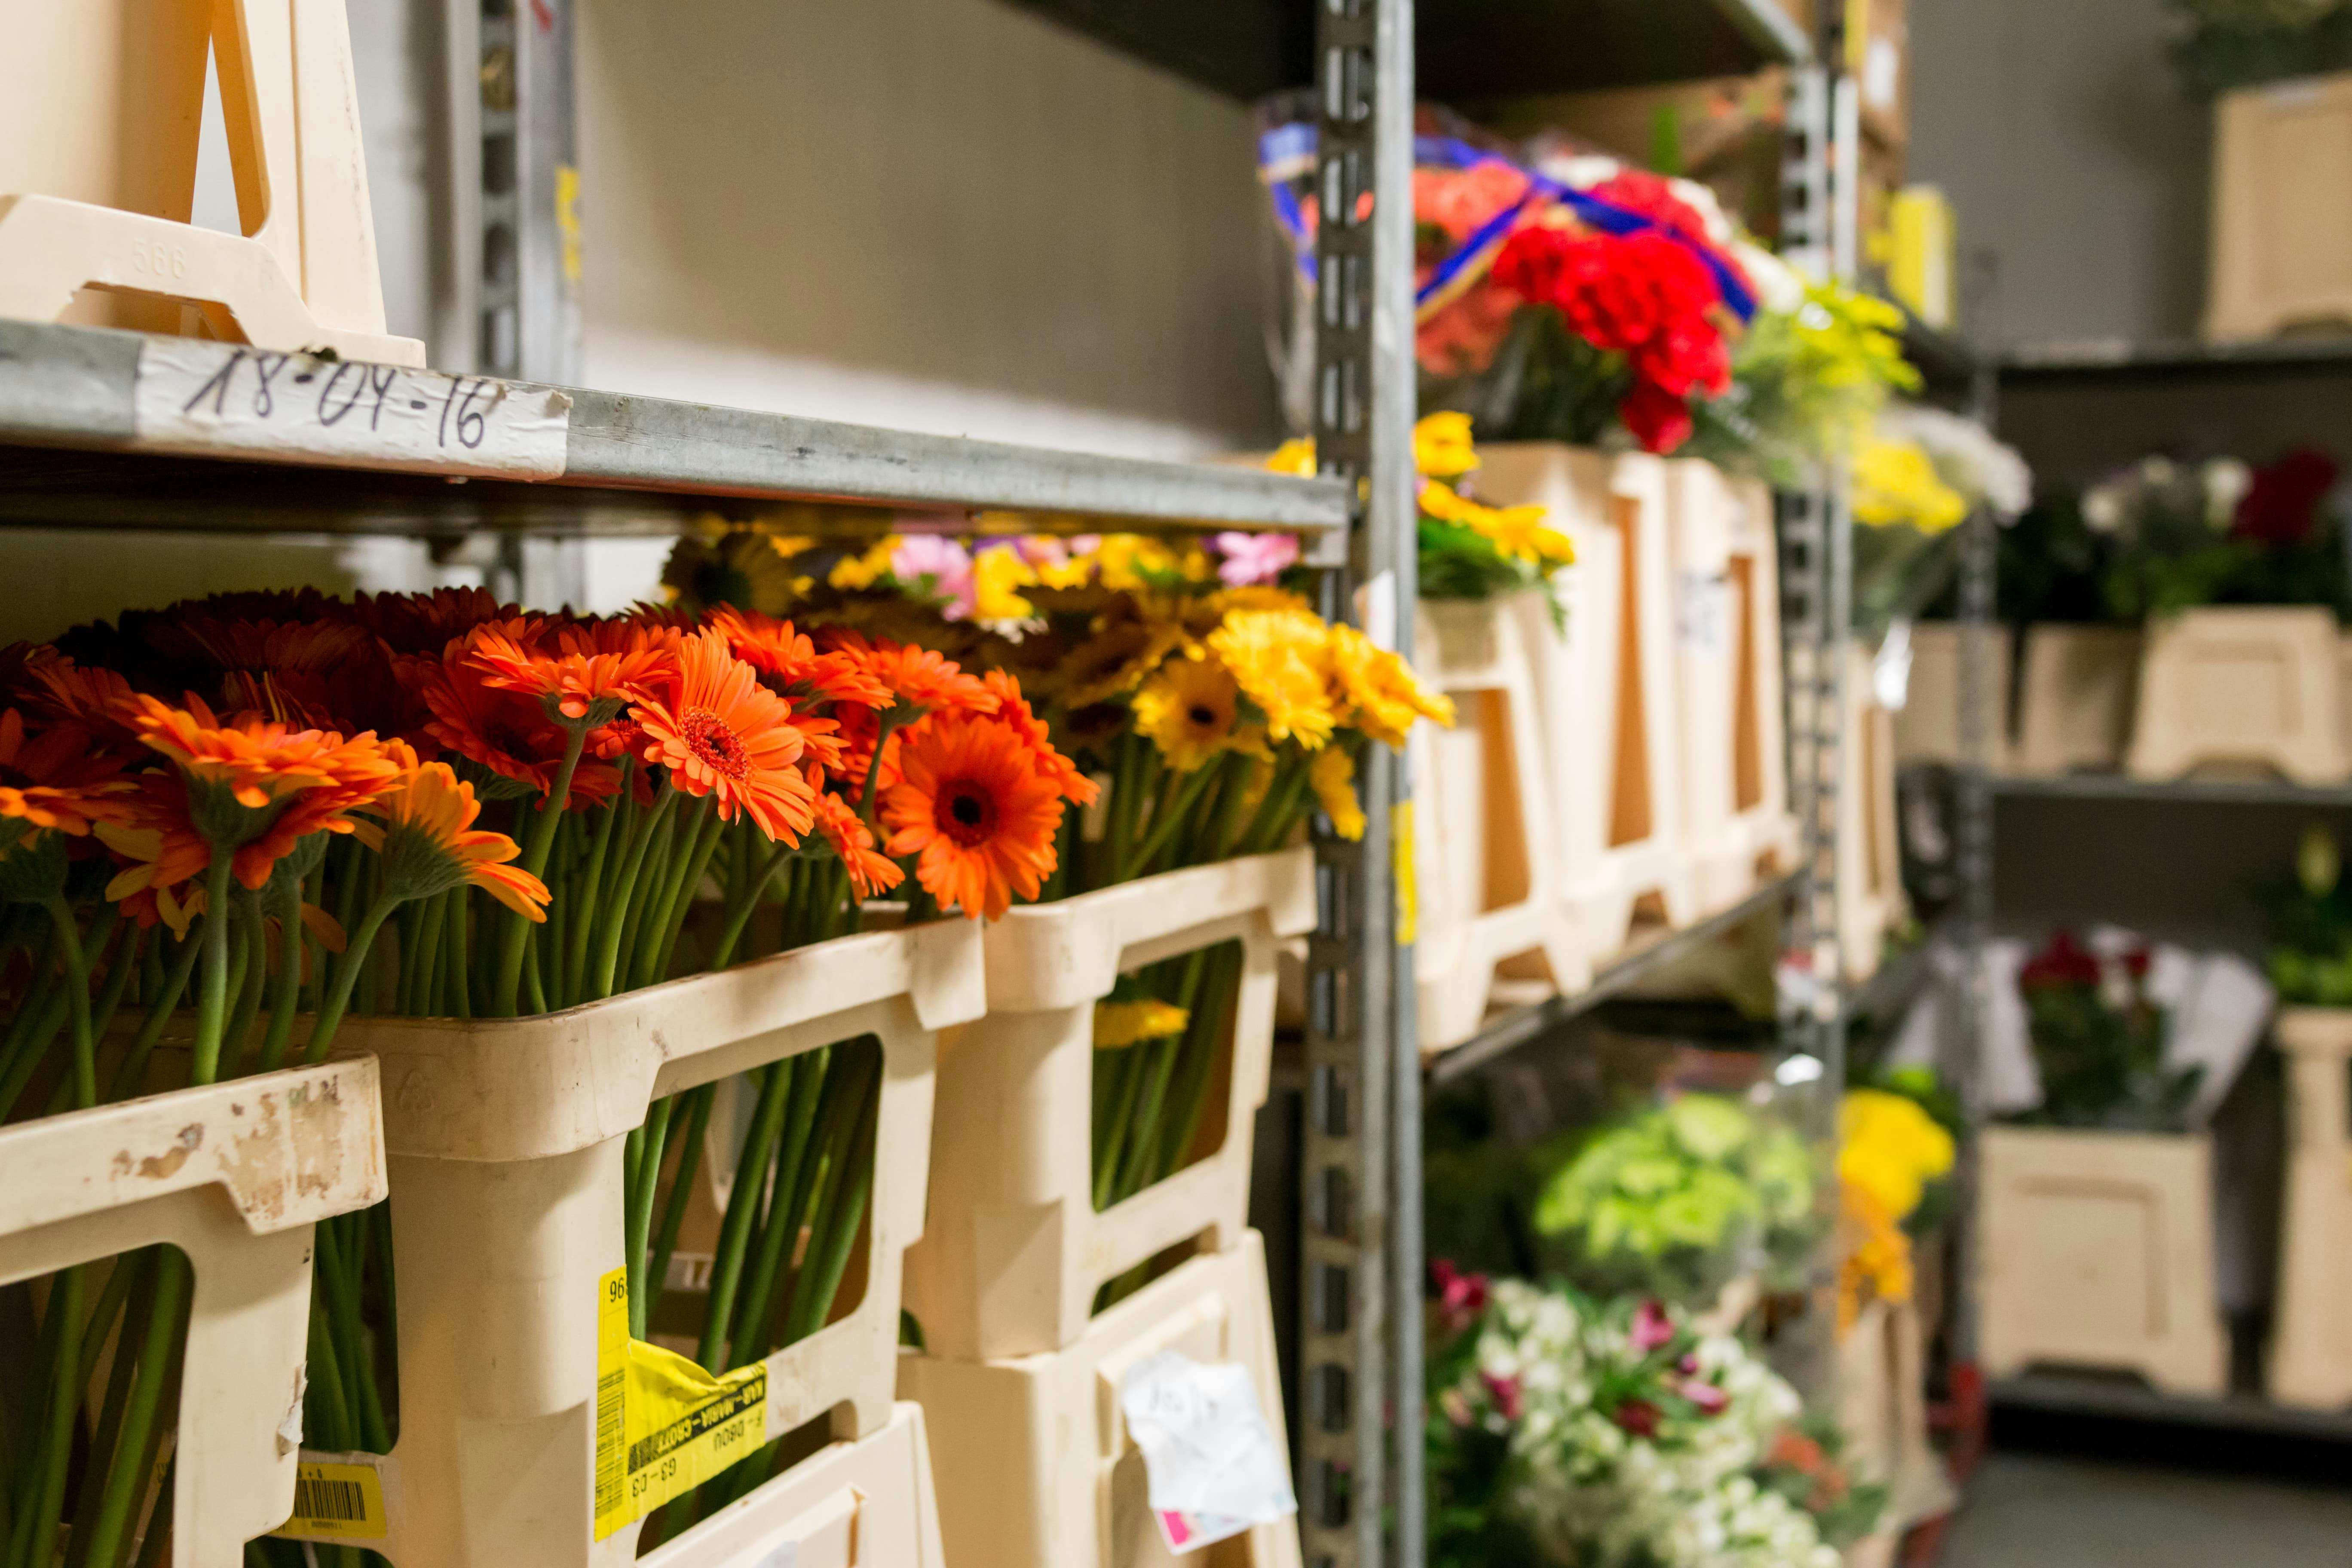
top-left (939, 779), bottom-right (997, 846)
top-left (1188, 703), bottom-right (1220, 729)
top-left (681, 707), bottom-right (752, 780)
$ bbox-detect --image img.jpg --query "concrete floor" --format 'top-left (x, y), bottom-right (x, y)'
top-left (1940, 1452), bottom-right (2352, 1567)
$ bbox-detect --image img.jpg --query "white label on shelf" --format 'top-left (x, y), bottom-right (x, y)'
top-left (1865, 36), bottom-right (1902, 111)
top-left (1119, 1350), bottom-right (1295, 1556)
top-left (132, 338), bottom-right (571, 478)
top-left (1676, 569), bottom-right (1729, 654)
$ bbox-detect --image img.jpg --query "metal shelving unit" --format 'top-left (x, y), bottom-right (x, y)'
top-left (1990, 1372), bottom-right (2352, 1443)
top-left (2003, 333), bottom-right (2352, 382)
top-left (1989, 773), bottom-right (2352, 808)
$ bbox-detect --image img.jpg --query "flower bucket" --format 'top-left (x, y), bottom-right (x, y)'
top-left (2015, 624), bottom-right (2140, 776)
top-left (0, 1057), bottom-right (387, 1568)
top-left (1664, 459), bottom-right (1799, 914)
top-left (901, 1230), bottom-right (1300, 1568)
top-left (1978, 1124), bottom-right (2226, 1396)
top-left (1479, 443), bottom-right (1694, 957)
top-left (1890, 621), bottom-right (2012, 771)
top-left (2126, 605), bottom-right (2349, 785)
top-left (902, 849), bottom-right (1315, 1362)
top-left (2206, 73), bottom-right (2352, 343)
top-left (1838, 642), bottom-right (1907, 983)
top-left (0, 0), bottom-right (423, 360)
top-left (636, 1403), bottom-right (946, 1568)
top-left (1410, 592), bottom-right (1589, 1052)
top-left (2269, 1008), bottom-right (2352, 1409)
top-left (1836, 1297), bottom-right (1955, 1555)
top-left (315, 920), bottom-right (982, 1567)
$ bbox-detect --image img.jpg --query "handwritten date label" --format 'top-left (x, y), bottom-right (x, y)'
top-left (133, 339), bottom-right (570, 478)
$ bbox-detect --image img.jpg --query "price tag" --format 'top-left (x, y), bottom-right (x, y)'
top-left (132, 338), bottom-right (571, 478)
top-left (592, 1266), bottom-right (770, 1540)
top-left (1118, 1350), bottom-right (1295, 1556)
top-left (1676, 570), bottom-right (1729, 655)
top-left (272, 1452), bottom-right (392, 1542)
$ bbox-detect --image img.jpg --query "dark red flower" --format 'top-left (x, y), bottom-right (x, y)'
top-left (1612, 1398), bottom-right (1663, 1438)
top-left (1429, 1259), bottom-right (1491, 1336)
top-left (1629, 1299), bottom-right (1675, 1353)
top-left (1479, 1371), bottom-right (1524, 1423)
top-left (2020, 929), bottom-right (2101, 991)
top-left (1620, 380), bottom-right (1695, 455)
top-left (2233, 449), bottom-right (2340, 546)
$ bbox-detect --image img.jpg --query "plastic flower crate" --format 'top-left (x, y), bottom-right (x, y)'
top-left (2015, 624), bottom-right (2141, 776)
top-left (636, 1403), bottom-right (946, 1568)
top-left (1890, 620), bottom-right (2012, 771)
top-left (1409, 592), bottom-right (1588, 1052)
top-left (2205, 71), bottom-right (2352, 343)
top-left (903, 849), bottom-right (1315, 1363)
top-left (901, 1230), bottom-right (1300, 1568)
top-left (2268, 1008), bottom-right (2352, 1409)
top-left (1663, 459), bottom-right (1798, 914)
top-left (1978, 1124), bottom-right (2226, 1396)
top-left (0, 1057), bottom-right (387, 1568)
top-left (323, 919), bottom-right (983, 1566)
top-left (1838, 641), bottom-right (1907, 982)
top-left (2126, 606), bottom-right (2349, 785)
top-left (0, 0), bottom-right (421, 360)
top-left (1479, 443), bottom-right (1694, 958)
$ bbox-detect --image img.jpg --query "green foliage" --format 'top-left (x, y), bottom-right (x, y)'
top-left (2165, 0), bottom-right (2352, 98)
top-left (1753, 1415), bottom-right (1892, 1551)
top-left (1689, 282), bottom-right (1919, 487)
top-left (2267, 826), bottom-right (2352, 1004)
top-left (2013, 934), bottom-right (2199, 1130)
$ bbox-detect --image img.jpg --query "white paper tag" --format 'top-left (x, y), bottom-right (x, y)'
top-left (133, 338), bottom-right (570, 478)
top-left (1119, 1350), bottom-right (1296, 1556)
top-left (1865, 36), bottom-right (1901, 110)
top-left (1675, 570), bottom-right (1728, 654)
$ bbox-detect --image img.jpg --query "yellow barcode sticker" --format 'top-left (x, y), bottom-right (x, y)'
top-left (274, 1459), bottom-right (388, 1540)
top-left (1392, 801), bottom-right (1418, 947)
top-left (591, 1267), bottom-right (770, 1539)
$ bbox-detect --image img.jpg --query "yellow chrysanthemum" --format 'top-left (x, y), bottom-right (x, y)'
top-left (1419, 480), bottom-right (1572, 566)
top-left (1326, 624), bottom-right (1455, 747)
top-left (1033, 546), bottom-right (1094, 590)
top-left (1093, 998), bottom-right (1191, 1050)
top-left (1413, 412), bottom-right (1479, 480)
top-left (1205, 585), bottom-right (1316, 619)
top-left (1096, 535), bottom-right (1209, 592)
top-left (1838, 1089), bottom-right (1956, 1222)
top-left (1266, 438), bottom-right (1318, 478)
top-left (1853, 438), bottom-right (1968, 534)
top-left (1132, 656), bottom-right (1264, 773)
top-left (1057, 618), bottom-right (1187, 708)
top-left (1838, 1182), bottom-right (1914, 1335)
top-left (829, 536), bottom-right (902, 590)
top-left (971, 545), bottom-right (1041, 623)
top-left (1309, 746), bottom-right (1366, 840)
top-left (1207, 609), bottom-right (1337, 751)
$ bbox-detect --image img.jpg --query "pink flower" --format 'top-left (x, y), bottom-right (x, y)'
top-left (1214, 530), bottom-right (1302, 587)
top-left (891, 536), bottom-right (976, 619)
top-left (1430, 1259), bottom-right (1491, 1337)
top-left (1479, 1371), bottom-right (1524, 1422)
top-left (1680, 1379), bottom-right (1729, 1417)
top-left (1629, 1300), bottom-right (1675, 1354)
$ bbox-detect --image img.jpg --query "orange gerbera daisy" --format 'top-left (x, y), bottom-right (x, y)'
top-left (0, 708), bottom-right (134, 848)
top-left (466, 621), bottom-right (677, 730)
top-left (980, 671), bottom-right (1099, 806)
top-left (351, 743), bottom-right (549, 921)
top-left (879, 712), bottom-right (1066, 919)
top-left (712, 608), bottom-right (894, 707)
top-left (349, 586), bottom-right (523, 655)
top-left (634, 628), bottom-right (818, 843)
top-left (812, 787), bottom-right (904, 899)
top-left (402, 631), bottom-right (619, 807)
top-left (819, 630), bottom-right (997, 717)
top-left (128, 695), bottom-right (402, 885)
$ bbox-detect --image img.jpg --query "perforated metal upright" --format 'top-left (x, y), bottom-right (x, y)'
top-left (1299, 2), bottom-right (1418, 1566)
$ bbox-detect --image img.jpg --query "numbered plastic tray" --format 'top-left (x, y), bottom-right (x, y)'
top-left (0, 1058), bottom-right (388, 1568)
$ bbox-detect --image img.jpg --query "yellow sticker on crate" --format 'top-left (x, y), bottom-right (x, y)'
top-left (1392, 801), bottom-right (1418, 946)
top-left (592, 1266), bottom-right (771, 1540)
top-left (276, 1460), bottom-right (389, 1540)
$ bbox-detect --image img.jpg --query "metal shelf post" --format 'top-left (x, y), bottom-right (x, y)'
top-left (1300, 1), bottom-right (1417, 1565)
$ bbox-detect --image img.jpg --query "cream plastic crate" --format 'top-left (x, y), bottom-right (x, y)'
top-left (1890, 620), bottom-right (2011, 770)
top-left (0, 0), bottom-right (421, 361)
top-left (1978, 1124), bottom-right (2227, 1396)
top-left (903, 851), bottom-right (1314, 1363)
top-left (1836, 1297), bottom-right (1954, 1561)
top-left (1410, 592), bottom-right (1589, 1051)
top-left (638, 1403), bottom-right (946, 1568)
top-left (2126, 606), bottom-right (2349, 785)
top-left (0, 1058), bottom-right (387, 1568)
top-left (901, 1230), bottom-right (1300, 1568)
top-left (1480, 444), bottom-right (1693, 959)
top-left (2268, 1008), bottom-right (2352, 1409)
top-left (330, 921), bottom-right (982, 1567)
top-left (2015, 625), bottom-right (2141, 776)
top-left (1664, 460), bottom-right (1798, 913)
top-left (2205, 72), bottom-right (2352, 343)
top-left (1838, 641), bottom-right (1906, 982)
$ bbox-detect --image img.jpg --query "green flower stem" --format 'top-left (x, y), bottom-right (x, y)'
top-left (314, 1219), bottom-right (390, 1452)
top-left (71, 1247), bottom-right (149, 1397)
top-left (1111, 949), bottom-right (1210, 1204)
top-left (256, 874), bottom-right (308, 1075)
top-left (645, 1083), bottom-right (715, 1333)
top-left (592, 784), bottom-right (677, 1002)
top-left (61, 1268), bottom-right (148, 1568)
top-left (12, 1265), bottom-right (82, 1568)
top-left (1091, 1029), bottom-right (1157, 1212)
top-left (444, 886), bottom-right (472, 1020)
top-left (626, 1095), bottom-right (676, 1338)
top-left (728, 1050), bottom-right (832, 1364)
top-left (0, 986), bottom-right (67, 1126)
top-left (856, 709), bottom-right (917, 830)
top-left (1119, 763), bottom-right (1223, 885)
top-left (491, 728), bottom-right (585, 1017)
top-left (631, 798), bottom-right (714, 991)
top-left (1198, 754), bottom-right (1259, 867)
top-left (648, 807), bottom-right (728, 989)
top-left (712, 842), bottom-right (792, 971)
top-left (615, 802), bottom-right (684, 993)
top-left (222, 900), bottom-right (270, 1079)
top-left (781, 1049), bottom-right (881, 1343)
top-left (41, 897), bottom-right (95, 1110)
top-left (414, 888), bottom-right (449, 1018)
top-left (1149, 946), bottom-right (1242, 1184)
top-left (0, 922), bottom-right (61, 1072)
top-left (77, 1248), bottom-right (184, 1568)
top-left (107, 930), bottom-right (201, 1102)
top-left (126, 1456), bottom-right (172, 1568)
top-left (304, 895), bottom-right (402, 1066)
top-left (1098, 734), bottom-right (1149, 887)
top-left (565, 776), bottom-right (629, 1006)
top-left (1237, 755), bottom-right (1313, 856)
top-left (188, 857), bottom-right (237, 1086)
top-left (696, 1060), bottom-right (793, 1372)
